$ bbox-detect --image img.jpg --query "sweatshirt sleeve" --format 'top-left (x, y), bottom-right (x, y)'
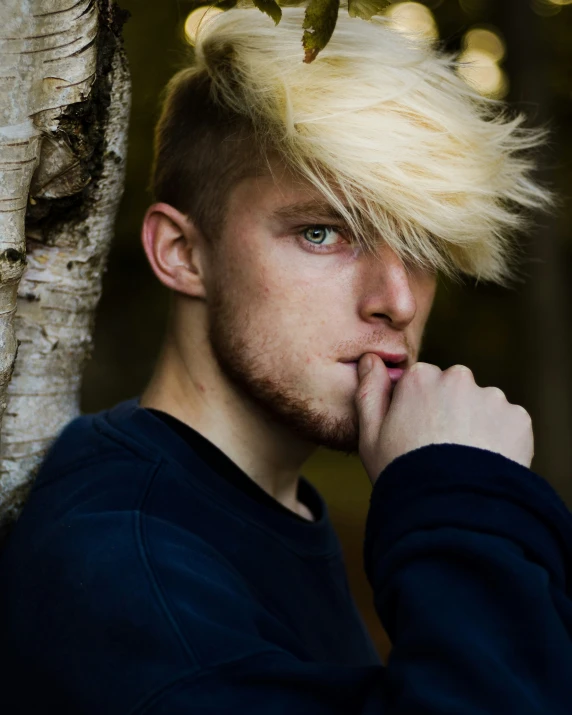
top-left (147, 444), bottom-right (572, 714)
top-left (363, 443), bottom-right (572, 713)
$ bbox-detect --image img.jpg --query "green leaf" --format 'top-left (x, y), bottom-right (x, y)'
top-left (302, 0), bottom-right (340, 63)
top-left (253, 0), bottom-right (283, 24)
top-left (347, 0), bottom-right (387, 21)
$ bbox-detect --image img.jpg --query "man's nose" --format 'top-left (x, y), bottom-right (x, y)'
top-left (357, 244), bottom-right (417, 330)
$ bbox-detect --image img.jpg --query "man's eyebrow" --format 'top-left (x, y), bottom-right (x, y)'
top-left (271, 200), bottom-right (349, 223)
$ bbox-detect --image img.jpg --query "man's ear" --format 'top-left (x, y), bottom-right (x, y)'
top-left (141, 202), bottom-right (208, 299)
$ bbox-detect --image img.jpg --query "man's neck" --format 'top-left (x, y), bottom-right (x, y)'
top-left (139, 338), bottom-right (317, 521)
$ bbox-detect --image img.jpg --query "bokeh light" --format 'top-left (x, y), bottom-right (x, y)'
top-left (458, 25), bottom-right (508, 99)
top-left (463, 27), bottom-right (506, 62)
top-left (184, 6), bottom-right (224, 45)
top-left (384, 2), bottom-right (439, 42)
top-left (457, 51), bottom-right (509, 98)
top-left (531, 0), bottom-right (570, 15)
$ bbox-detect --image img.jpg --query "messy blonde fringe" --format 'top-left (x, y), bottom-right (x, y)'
top-left (189, 6), bottom-right (552, 285)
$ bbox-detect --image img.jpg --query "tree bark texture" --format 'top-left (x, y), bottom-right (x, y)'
top-left (0, 0), bottom-right (130, 537)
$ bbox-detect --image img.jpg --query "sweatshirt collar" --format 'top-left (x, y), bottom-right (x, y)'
top-left (100, 397), bottom-right (341, 558)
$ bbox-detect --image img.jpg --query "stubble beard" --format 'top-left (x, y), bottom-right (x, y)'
top-left (207, 282), bottom-right (360, 455)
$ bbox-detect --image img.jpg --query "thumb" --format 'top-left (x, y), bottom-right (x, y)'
top-left (355, 353), bottom-right (393, 448)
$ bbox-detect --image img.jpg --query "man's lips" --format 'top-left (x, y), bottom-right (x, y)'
top-left (342, 361), bottom-right (405, 384)
top-left (339, 351), bottom-right (409, 384)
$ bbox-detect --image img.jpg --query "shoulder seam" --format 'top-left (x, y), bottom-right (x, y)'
top-left (93, 416), bottom-right (160, 465)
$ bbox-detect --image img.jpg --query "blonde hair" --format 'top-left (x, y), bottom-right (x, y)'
top-left (152, 6), bottom-right (552, 285)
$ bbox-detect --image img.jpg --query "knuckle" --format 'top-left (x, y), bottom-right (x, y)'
top-left (514, 404), bottom-right (532, 423)
top-left (485, 386), bottom-right (506, 401)
top-left (402, 362), bottom-right (441, 387)
top-left (357, 388), bottom-right (371, 403)
top-left (445, 364), bottom-right (474, 379)
top-left (408, 362), bottom-right (440, 376)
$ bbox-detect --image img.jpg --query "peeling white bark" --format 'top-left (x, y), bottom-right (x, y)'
top-left (0, 0), bottom-right (130, 531)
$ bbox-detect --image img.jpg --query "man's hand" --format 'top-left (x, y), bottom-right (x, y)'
top-left (355, 354), bottom-right (534, 486)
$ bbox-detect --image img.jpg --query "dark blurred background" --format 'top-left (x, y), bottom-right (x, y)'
top-left (81, 0), bottom-right (572, 662)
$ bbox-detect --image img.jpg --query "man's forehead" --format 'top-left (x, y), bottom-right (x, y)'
top-left (235, 169), bottom-right (352, 221)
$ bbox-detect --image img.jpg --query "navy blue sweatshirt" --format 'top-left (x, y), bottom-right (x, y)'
top-left (0, 397), bottom-right (571, 713)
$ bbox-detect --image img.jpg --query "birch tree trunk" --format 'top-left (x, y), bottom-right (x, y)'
top-left (0, 0), bottom-right (130, 538)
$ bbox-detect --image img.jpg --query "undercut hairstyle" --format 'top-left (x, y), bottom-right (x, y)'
top-left (151, 5), bottom-right (552, 285)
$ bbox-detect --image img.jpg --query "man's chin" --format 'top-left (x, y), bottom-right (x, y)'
top-left (315, 430), bottom-right (360, 456)
top-left (258, 381), bottom-right (360, 453)
top-left (257, 394), bottom-right (361, 455)
top-left (301, 411), bottom-right (360, 455)
top-left (221, 361), bottom-right (360, 452)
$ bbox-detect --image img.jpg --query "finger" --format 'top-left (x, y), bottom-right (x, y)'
top-left (355, 353), bottom-right (392, 447)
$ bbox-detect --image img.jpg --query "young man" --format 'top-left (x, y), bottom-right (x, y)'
top-left (1, 6), bottom-right (571, 713)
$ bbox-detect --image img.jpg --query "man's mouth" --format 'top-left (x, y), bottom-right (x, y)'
top-left (339, 352), bottom-right (408, 384)
top-left (342, 360), bottom-right (405, 383)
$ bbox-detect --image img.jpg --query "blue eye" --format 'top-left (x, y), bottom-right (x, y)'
top-left (302, 226), bottom-right (339, 245)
